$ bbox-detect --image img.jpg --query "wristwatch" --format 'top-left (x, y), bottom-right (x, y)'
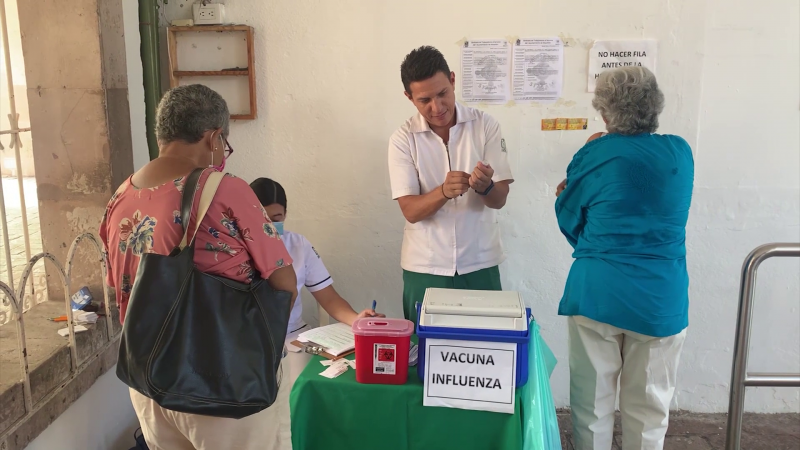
top-left (476, 180), bottom-right (495, 196)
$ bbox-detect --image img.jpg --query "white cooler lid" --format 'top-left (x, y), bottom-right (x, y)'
top-left (420, 288), bottom-right (526, 331)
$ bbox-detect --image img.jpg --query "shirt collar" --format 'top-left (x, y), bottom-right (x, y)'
top-left (409, 102), bottom-right (477, 133)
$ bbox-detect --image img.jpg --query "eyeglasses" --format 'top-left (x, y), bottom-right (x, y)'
top-left (224, 138), bottom-right (234, 159)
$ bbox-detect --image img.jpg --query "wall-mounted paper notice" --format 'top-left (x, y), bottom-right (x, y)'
top-left (461, 39), bottom-right (511, 104)
top-left (512, 38), bottom-right (564, 103)
top-left (588, 40), bottom-right (657, 93)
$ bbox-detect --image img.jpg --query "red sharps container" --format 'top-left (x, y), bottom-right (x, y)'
top-left (352, 318), bottom-right (414, 384)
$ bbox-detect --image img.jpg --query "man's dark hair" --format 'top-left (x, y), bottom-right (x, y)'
top-left (250, 177), bottom-right (287, 210)
top-left (400, 46), bottom-right (450, 95)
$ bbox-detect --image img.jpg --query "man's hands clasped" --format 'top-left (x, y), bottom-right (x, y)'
top-left (441, 171), bottom-right (470, 199)
top-left (469, 161), bottom-right (494, 194)
top-left (441, 162), bottom-right (495, 200)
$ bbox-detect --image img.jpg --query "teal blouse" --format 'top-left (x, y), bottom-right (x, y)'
top-left (555, 133), bottom-right (694, 337)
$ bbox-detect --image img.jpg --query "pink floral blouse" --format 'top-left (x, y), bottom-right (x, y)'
top-left (99, 169), bottom-right (293, 324)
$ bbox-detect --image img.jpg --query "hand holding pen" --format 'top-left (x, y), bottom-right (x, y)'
top-left (356, 299), bottom-right (385, 321)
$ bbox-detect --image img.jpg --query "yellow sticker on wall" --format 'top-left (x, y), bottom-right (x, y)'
top-left (541, 118), bottom-right (589, 131)
top-left (567, 118), bottom-right (588, 130)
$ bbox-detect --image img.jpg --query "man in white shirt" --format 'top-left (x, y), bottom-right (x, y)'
top-left (388, 46), bottom-right (514, 323)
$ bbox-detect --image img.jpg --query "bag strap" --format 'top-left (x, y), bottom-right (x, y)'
top-left (179, 170), bottom-right (225, 249)
top-left (180, 168), bottom-right (205, 235)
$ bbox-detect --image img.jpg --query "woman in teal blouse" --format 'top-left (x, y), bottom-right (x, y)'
top-left (555, 66), bottom-right (694, 450)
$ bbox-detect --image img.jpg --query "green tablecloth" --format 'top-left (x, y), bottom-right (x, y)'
top-left (289, 348), bottom-right (524, 450)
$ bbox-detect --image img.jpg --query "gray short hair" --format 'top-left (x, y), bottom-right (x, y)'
top-left (155, 84), bottom-right (230, 144)
top-left (592, 66), bottom-right (664, 135)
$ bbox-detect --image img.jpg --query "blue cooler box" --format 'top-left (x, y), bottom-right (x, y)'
top-left (415, 288), bottom-right (531, 388)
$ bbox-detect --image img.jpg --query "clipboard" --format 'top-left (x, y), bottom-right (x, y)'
top-left (291, 340), bottom-right (355, 361)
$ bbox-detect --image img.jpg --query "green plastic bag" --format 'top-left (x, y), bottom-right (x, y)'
top-left (522, 321), bottom-right (561, 450)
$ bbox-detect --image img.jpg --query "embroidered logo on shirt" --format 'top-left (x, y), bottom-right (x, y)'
top-left (500, 138), bottom-right (507, 153)
top-left (312, 247), bottom-right (320, 258)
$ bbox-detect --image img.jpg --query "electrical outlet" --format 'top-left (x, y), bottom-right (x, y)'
top-left (192, 2), bottom-right (226, 25)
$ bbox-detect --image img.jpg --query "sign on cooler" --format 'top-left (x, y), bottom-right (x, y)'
top-left (422, 338), bottom-right (517, 414)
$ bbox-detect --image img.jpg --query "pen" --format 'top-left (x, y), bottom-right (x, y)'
top-left (371, 300), bottom-right (377, 312)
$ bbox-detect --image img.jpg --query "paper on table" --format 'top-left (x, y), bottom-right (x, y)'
top-left (73, 310), bottom-right (98, 325)
top-left (298, 322), bottom-right (355, 356)
top-left (58, 325), bottom-right (88, 337)
top-left (319, 359), bottom-right (350, 378)
top-left (319, 365), bottom-right (348, 379)
top-left (324, 358), bottom-right (356, 370)
top-left (512, 37), bottom-right (563, 103)
top-left (461, 39), bottom-right (512, 104)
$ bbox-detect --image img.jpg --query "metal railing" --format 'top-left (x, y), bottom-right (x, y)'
top-left (0, 232), bottom-right (116, 436)
top-left (724, 242), bottom-right (800, 450)
top-left (0, 0), bottom-right (36, 308)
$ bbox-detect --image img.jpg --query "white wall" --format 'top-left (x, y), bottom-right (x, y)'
top-left (685, 0), bottom-right (800, 413)
top-left (156, 0), bottom-right (800, 413)
top-left (26, 366), bottom-right (139, 450)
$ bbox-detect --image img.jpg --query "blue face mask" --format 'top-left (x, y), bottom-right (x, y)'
top-left (272, 221), bottom-right (284, 236)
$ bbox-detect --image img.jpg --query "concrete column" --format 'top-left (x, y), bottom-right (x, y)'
top-left (0, 0), bottom-right (134, 447)
top-left (15, 0), bottom-right (134, 301)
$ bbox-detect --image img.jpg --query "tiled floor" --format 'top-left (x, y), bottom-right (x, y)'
top-left (557, 410), bottom-right (800, 449)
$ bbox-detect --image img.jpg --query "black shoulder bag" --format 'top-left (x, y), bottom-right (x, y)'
top-left (117, 168), bottom-right (293, 419)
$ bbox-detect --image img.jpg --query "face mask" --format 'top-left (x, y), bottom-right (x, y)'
top-left (213, 157), bottom-right (226, 172)
top-left (272, 221), bottom-right (284, 236)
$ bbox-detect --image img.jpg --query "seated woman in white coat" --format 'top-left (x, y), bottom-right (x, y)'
top-left (250, 177), bottom-right (383, 336)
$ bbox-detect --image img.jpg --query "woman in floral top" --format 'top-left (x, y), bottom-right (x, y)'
top-left (99, 85), bottom-right (297, 450)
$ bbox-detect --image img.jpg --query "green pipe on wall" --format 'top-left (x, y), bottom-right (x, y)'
top-left (139, 0), bottom-right (161, 160)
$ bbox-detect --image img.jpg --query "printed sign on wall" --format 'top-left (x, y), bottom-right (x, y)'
top-left (423, 338), bottom-right (516, 414)
top-left (461, 39), bottom-right (512, 104)
top-left (588, 40), bottom-right (657, 92)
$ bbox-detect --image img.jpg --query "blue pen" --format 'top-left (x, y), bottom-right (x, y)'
top-left (371, 300), bottom-right (377, 312)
